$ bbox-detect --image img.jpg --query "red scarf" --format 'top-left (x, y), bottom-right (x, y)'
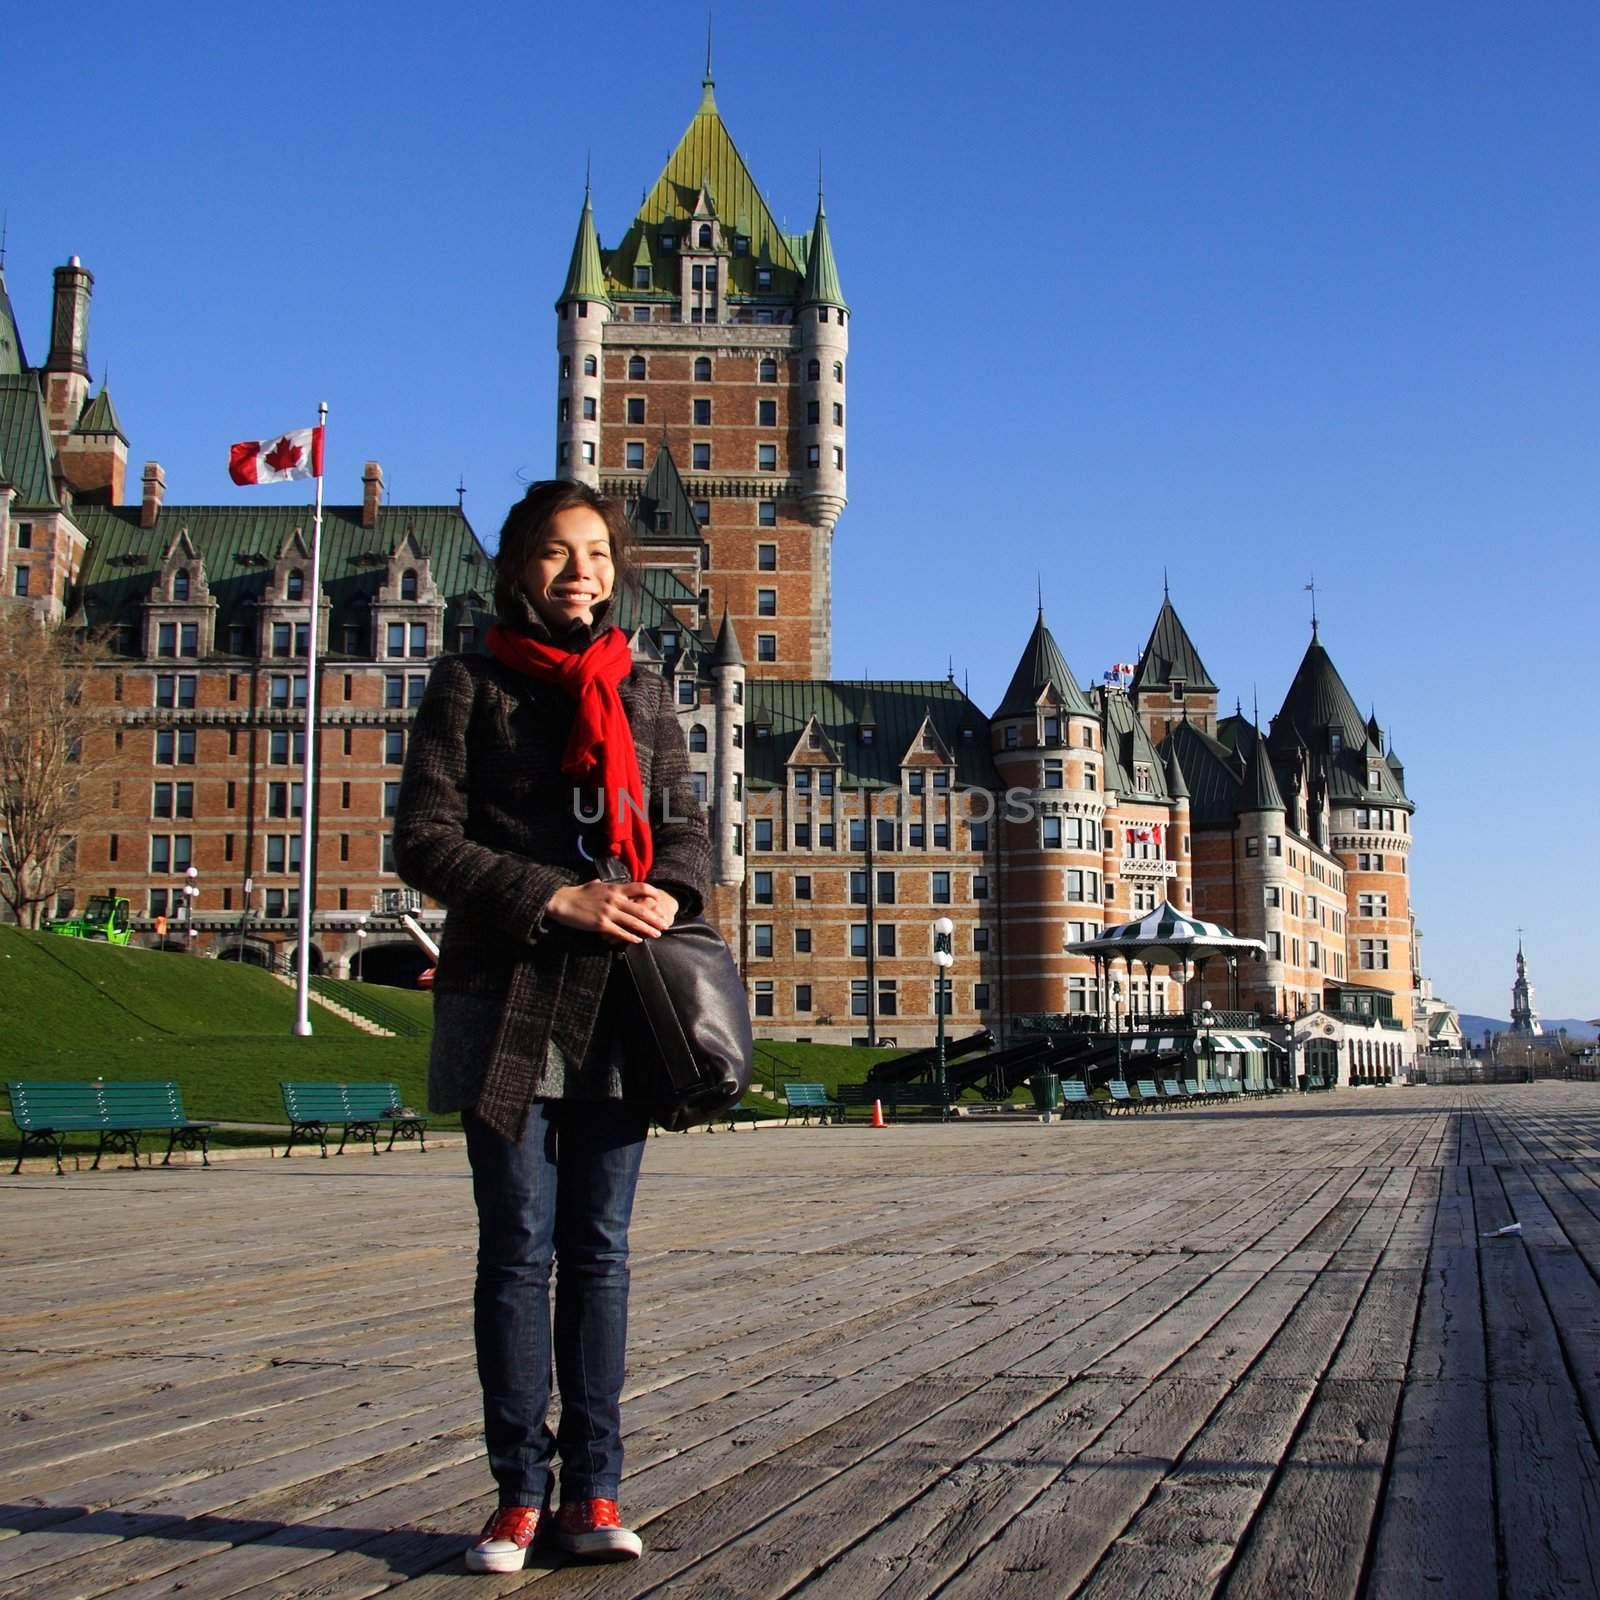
top-left (488, 623), bottom-right (654, 883)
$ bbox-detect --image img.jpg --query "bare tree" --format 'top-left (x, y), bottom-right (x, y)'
top-left (0, 608), bottom-right (118, 927)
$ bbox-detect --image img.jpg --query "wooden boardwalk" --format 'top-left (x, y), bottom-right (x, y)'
top-left (5, 1083), bottom-right (1600, 1598)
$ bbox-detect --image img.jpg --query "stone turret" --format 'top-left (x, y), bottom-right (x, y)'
top-left (44, 257), bottom-right (93, 444)
top-left (555, 188), bottom-right (611, 487)
top-left (708, 609), bottom-right (746, 887)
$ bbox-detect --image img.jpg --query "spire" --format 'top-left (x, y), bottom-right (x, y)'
top-left (709, 606), bottom-right (744, 668)
top-left (1165, 741), bottom-right (1190, 801)
top-left (699, 14), bottom-right (717, 111)
top-left (995, 610), bottom-right (1092, 719)
top-left (0, 262), bottom-right (23, 375)
top-left (1236, 724), bottom-right (1286, 814)
top-left (800, 185), bottom-right (846, 309)
top-left (72, 382), bottom-right (127, 442)
top-left (1130, 591), bottom-right (1217, 695)
top-left (1274, 626), bottom-right (1368, 754)
top-left (556, 188), bottom-right (610, 307)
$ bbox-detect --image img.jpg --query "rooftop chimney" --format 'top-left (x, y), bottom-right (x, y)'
top-left (362, 461), bottom-right (383, 529)
top-left (47, 258), bottom-right (93, 378)
top-left (140, 461), bottom-right (166, 529)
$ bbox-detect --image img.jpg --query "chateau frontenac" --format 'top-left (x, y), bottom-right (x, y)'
top-left (0, 70), bottom-right (1426, 1074)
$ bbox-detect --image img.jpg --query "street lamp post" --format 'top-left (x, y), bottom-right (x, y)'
top-left (933, 916), bottom-right (955, 1124)
top-left (1113, 980), bottom-right (1124, 1081)
top-left (356, 913), bottom-right (369, 980)
top-left (182, 865), bottom-right (199, 954)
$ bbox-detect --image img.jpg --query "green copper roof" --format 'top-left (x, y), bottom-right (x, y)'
top-left (633, 444), bottom-right (700, 546)
top-left (1165, 741), bottom-right (1190, 800)
top-left (0, 270), bottom-right (25, 376)
top-left (708, 608), bottom-right (744, 668)
top-left (1099, 688), bottom-right (1171, 802)
top-left (557, 193), bottom-right (611, 307)
top-left (74, 384), bottom-right (127, 442)
top-left (800, 197), bottom-right (846, 309)
top-left (1275, 628), bottom-right (1369, 751)
top-left (1161, 719), bottom-right (1244, 827)
top-left (1131, 594), bottom-right (1217, 695)
top-left (995, 611), bottom-right (1093, 718)
top-left (1236, 724), bottom-right (1286, 815)
top-left (71, 503), bottom-right (492, 643)
top-left (0, 373), bottom-right (60, 508)
top-left (603, 88), bottom-right (804, 301)
top-left (744, 679), bottom-right (997, 791)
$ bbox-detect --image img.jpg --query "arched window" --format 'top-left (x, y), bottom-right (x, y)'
top-left (759, 357), bottom-right (778, 383)
top-left (833, 361), bottom-right (844, 383)
top-left (583, 354), bottom-right (597, 377)
top-left (697, 224), bottom-right (713, 248)
top-left (807, 358), bottom-right (820, 381)
top-left (286, 569), bottom-right (304, 601)
top-left (689, 724), bottom-right (708, 753)
top-left (173, 569), bottom-right (190, 601)
top-left (694, 356), bottom-right (712, 382)
top-left (401, 569), bottom-right (418, 601)
top-left (628, 355), bottom-right (646, 380)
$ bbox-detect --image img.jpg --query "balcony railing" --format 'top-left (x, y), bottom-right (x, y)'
top-left (1118, 857), bottom-right (1177, 880)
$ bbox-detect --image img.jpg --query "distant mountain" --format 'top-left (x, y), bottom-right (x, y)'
top-left (1458, 1013), bottom-right (1598, 1043)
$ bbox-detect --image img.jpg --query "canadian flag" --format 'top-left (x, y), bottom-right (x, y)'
top-left (229, 426), bottom-right (325, 485)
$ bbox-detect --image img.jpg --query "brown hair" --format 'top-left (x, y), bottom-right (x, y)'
top-left (493, 479), bottom-right (635, 624)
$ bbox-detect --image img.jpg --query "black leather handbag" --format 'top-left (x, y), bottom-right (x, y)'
top-left (595, 856), bottom-right (753, 1131)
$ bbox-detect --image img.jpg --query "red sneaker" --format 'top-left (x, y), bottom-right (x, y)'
top-left (465, 1505), bottom-right (543, 1573)
top-left (553, 1498), bottom-right (642, 1561)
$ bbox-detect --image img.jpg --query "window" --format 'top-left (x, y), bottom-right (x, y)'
top-left (689, 724), bottom-right (707, 753)
top-left (1267, 931), bottom-right (1283, 958)
top-left (973, 874), bottom-right (989, 900)
top-left (974, 982), bottom-right (992, 1010)
top-left (1268, 835), bottom-right (1282, 856)
top-left (1265, 885), bottom-right (1282, 907)
top-left (818, 824), bottom-right (835, 848)
top-left (818, 771), bottom-right (834, 795)
top-left (583, 354), bottom-right (597, 376)
top-left (385, 729), bottom-right (405, 765)
top-left (833, 402), bottom-right (844, 425)
top-left (794, 874), bottom-right (812, 900)
top-left (878, 979), bottom-right (898, 1017)
top-left (690, 771), bottom-right (707, 804)
top-left (627, 355), bottom-right (646, 380)
top-left (932, 871), bottom-right (951, 904)
top-left (851, 980), bottom-right (870, 1017)
top-left (753, 924), bottom-right (773, 958)
top-left (850, 870), bottom-right (868, 904)
top-left (582, 396), bottom-right (597, 420)
top-left (1042, 816), bottom-right (1062, 848)
top-left (758, 399), bottom-right (777, 427)
top-left (693, 443), bottom-right (711, 470)
top-left (757, 589), bottom-right (777, 616)
top-left (264, 835), bottom-right (303, 873)
top-left (678, 678), bottom-right (697, 707)
top-left (851, 925), bottom-right (869, 957)
top-left (759, 357), bottom-right (778, 382)
top-left (877, 819), bottom-right (897, 851)
top-left (152, 782), bottom-right (194, 819)
top-left (1245, 836), bottom-right (1259, 858)
top-left (807, 400), bottom-right (820, 425)
top-left (833, 446), bottom-right (844, 469)
top-left (876, 871), bottom-right (896, 904)
top-left (1359, 938), bottom-right (1391, 971)
top-left (758, 444), bottom-right (777, 472)
top-left (973, 927), bottom-right (990, 953)
top-left (907, 771), bottom-right (925, 795)
top-left (1043, 761), bottom-right (1064, 791)
top-left (752, 981), bottom-right (773, 1018)
top-left (807, 445), bottom-right (821, 467)
top-left (688, 396), bottom-right (711, 427)
top-left (694, 356), bottom-right (712, 381)
top-left (384, 674), bottom-right (404, 708)
top-left (15, 522), bottom-right (31, 550)
top-left (754, 818), bottom-right (773, 851)
top-left (833, 361), bottom-right (844, 383)
top-left (626, 442), bottom-right (645, 470)
top-left (157, 621), bottom-right (176, 656)
top-left (1358, 892), bottom-right (1389, 918)
top-left (757, 634), bottom-right (777, 662)
top-left (967, 820), bottom-right (990, 851)
top-left (625, 397), bottom-right (645, 425)
top-left (878, 924), bottom-right (896, 957)
top-left (795, 983), bottom-right (813, 1012)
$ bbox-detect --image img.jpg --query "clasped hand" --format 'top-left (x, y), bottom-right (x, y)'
top-left (545, 880), bottom-right (679, 946)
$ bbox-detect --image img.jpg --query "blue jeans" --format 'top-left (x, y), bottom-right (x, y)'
top-left (463, 1100), bottom-right (649, 1506)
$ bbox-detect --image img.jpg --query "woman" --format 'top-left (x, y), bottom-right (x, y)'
top-left (393, 479), bottom-right (709, 1572)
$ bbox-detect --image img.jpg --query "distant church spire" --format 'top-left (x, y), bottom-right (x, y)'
top-left (1509, 934), bottom-right (1542, 1037)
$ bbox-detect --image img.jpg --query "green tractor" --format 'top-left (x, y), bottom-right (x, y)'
top-left (48, 894), bottom-right (133, 946)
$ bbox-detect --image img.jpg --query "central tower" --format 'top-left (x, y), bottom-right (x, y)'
top-left (553, 66), bottom-right (848, 677)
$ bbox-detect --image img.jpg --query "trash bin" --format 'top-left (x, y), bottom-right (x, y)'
top-left (1029, 1073), bottom-right (1061, 1117)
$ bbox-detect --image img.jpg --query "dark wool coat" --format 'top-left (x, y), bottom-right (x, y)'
top-left (392, 645), bottom-right (710, 1138)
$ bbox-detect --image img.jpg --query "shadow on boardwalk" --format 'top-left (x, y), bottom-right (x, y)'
top-left (4, 1084), bottom-right (1600, 1598)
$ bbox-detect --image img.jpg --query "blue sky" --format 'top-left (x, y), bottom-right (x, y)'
top-left (9, 1), bottom-right (1596, 1016)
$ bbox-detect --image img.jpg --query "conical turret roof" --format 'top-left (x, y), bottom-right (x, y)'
top-left (995, 610), bottom-right (1093, 719)
top-left (800, 194), bottom-right (846, 309)
top-left (1236, 724), bottom-right (1286, 814)
top-left (1165, 741), bottom-right (1190, 800)
top-left (556, 191), bottom-right (610, 307)
top-left (0, 266), bottom-right (25, 376)
top-left (709, 607), bottom-right (744, 668)
top-left (1131, 594), bottom-right (1216, 695)
top-left (1275, 626), bottom-right (1368, 752)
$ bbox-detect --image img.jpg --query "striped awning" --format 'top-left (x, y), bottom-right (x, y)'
top-left (1065, 900), bottom-right (1267, 964)
top-left (1202, 1033), bottom-right (1275, 1054)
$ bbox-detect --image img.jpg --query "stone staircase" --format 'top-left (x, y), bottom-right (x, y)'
top-left (269, 970), bottom-right (394, 1037)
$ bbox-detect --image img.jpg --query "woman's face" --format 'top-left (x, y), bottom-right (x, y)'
top-left (526, 506), bottom-right (616, 630)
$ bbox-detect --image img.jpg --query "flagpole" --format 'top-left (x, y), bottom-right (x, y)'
top-left (292, 401), bottom-right (328, 1037)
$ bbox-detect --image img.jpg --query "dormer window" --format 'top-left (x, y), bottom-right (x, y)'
top-left (755, 267), bottom-right (773, 291)
top-left (733, 235), bottom-right (748, 255)
top-left (658, 232), bottom-right (676, 251)
top-left (1172, 680), bottom-right (1186, 701)
top-left (401, 570), bottom-right (418, 601)
top-left (1043, 715), bottom-right (1060, 743)
top-left (633, 266), bottom-right (651, 289)
top-left (697, 224), bottom-right (713, 248)
top-left (1135, 765), bottom-right (1152, 793)
top-left (861, 728), bottom-right (874, 744)
top-left (808, 728), bottom-right (822, 750)
top-left (1330, 732), bottom-right (1343, 753)
top-left (922, 730), bottom-right (937, 750)
top-left (286, 569), bottom-right (304, 601)
top-left (173, 569), bottom-right (191, 601)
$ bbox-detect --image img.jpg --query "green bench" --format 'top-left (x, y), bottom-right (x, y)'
top-left (279, 1081), bottom-right (428, 1158)
top-left (782, 1083), bottom-right (830, 1125)
top-left (833, 1082), bottom-right (962, 1122)
top-left (8, 1080), bottom-right (213, 1175)
top-left (1058, 1080), bottom-right (1101, 1118)
top-left (1105, 1080), bottom-right (1144, 1115)
top-left (1135, 1078), bottom-right (1171, 1110)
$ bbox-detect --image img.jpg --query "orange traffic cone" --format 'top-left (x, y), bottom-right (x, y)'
top-left (871, 1099), bottom-right (887, 1129)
